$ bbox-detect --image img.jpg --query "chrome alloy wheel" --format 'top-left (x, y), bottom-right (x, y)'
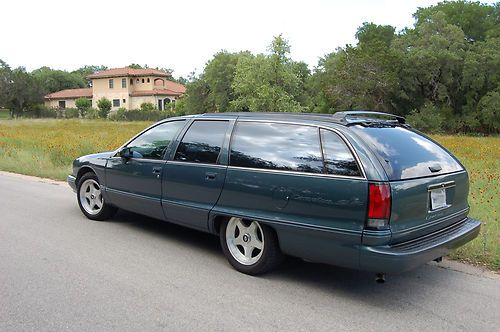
top-left (79, 179), bottom-right (103, 215)
top-left (225, 217), bottom-right (264, 265)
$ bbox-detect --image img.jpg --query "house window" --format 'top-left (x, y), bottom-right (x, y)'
top-left (147, 78), bottom-right (150, 83)
top-left (58, 100), bottom-right (66, 108)
top-left (130, 78), bottom-right (133, 85)
top-left (112, 99), bottom-right (120, 107)
top-left (109, 79), bottom-right (114, 89)
top-left (136, 78), bottom-right (139, 83)
top-left (122, 78), bottom-right (126, 88)
top-left (142, 78), bottom-right (145, 83)
top-left (123, 99), bottom-right (126, 103)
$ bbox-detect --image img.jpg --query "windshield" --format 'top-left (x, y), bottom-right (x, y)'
top-left (351, 126), bottom-right (463, 180)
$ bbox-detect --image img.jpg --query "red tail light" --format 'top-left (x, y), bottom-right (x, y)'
top-left (367, 183), bottom-right (391, 229)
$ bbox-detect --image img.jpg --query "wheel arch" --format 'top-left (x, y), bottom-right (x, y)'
top-left (76, 166), bottom-right (96, 185)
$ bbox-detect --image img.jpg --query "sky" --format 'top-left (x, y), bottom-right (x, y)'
top-left (0, 0), bottom-right (494, 78)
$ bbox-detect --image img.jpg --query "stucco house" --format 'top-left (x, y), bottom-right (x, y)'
top-left (44, 67), bottom-right (186, 111)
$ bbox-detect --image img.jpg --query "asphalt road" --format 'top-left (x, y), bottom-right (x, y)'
top-left (0, 172), bottom-right (499, 331)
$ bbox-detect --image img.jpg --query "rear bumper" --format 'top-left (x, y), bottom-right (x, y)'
top-left (67, 175), bottom-right (77, 193)
top-left (360, 217), bottom-right (481, 273)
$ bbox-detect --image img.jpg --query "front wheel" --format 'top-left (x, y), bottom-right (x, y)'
top-left (220, 217), bottom-right (283, 275)
top-left (77, 173), bottom-right (117, 221)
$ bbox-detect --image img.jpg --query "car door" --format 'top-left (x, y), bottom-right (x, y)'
top-left (105, 120), bottom-right (186, 220)
top-left (162, 119), bottom-right (232, 231)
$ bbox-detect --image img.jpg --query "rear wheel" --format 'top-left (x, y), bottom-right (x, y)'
top-left (220, 217), bottom-right (283, 275)
top-left (77, 173), bottom-right (117, 221)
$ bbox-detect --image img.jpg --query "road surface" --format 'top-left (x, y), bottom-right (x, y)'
top-left (0, 172), bottom-right (498, 331)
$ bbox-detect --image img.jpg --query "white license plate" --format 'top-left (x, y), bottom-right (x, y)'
top-left (430, 188), bottom-right (447, 210)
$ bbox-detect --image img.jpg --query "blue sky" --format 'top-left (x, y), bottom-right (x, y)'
top-left (0, 0), bottom-right (495, 78)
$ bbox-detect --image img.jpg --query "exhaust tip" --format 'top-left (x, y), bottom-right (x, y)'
top-left (375, 273), bottom-right (386, 284)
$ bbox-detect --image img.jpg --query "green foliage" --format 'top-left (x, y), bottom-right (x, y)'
top-left (64, 108), bottom-right (79, 118)
top-left (75, 97), bottom-right (91, 117)
top-left (97, 97), bottom-right (112, 118)
top-left (230, 35), bottom-right (306, 112)
top-left (140, 102), bottom-right (156, 111)
top-left (413, 0), bottom-right (498, 42)
top-left (406, 103), bottom-right (445, 133)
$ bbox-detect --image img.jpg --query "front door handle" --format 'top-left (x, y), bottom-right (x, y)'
top-left (205, 172), bottom-right (217, 180)
top-left (152, 167), bottom-right (162, 178)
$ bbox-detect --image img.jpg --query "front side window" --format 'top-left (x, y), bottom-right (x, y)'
top-left (230, 122), bottom-right (323, 174)
top-left (174, 121), bottom-right (229, 164)
top-left (112, 99), bottom-right (120, 107)
top-left (126, 121), bottom-right (185, 160)
top-left (320, 129), bottom-right (361, 177)
top-left (109, 79), bottom-right (114, 89)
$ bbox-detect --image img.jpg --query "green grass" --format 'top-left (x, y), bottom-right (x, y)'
top-left (0, 119), bottom-right (498, 270)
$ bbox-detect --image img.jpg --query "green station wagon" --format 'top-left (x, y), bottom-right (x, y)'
top-left (68, 112), bottom-right (481, 278)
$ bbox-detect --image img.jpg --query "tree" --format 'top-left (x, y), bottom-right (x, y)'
top-left (31, 67), bottom-right (86, 95)
top-left (75, 97), bottom-right (92, 117)
top-left (414, 0), bottom-right (498, 42)
top-left (230, 35), bottom-right (306, 113)
top-left (72, 65), bottom-right (108, 86)
top-left (97, 97), bottom-right (112, 118)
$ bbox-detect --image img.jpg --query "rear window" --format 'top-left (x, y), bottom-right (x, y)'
top-left (351, 126), bottom-right (463, 180)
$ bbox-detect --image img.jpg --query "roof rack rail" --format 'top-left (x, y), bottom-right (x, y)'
top-left (331, 111), bottom-right (406, 125)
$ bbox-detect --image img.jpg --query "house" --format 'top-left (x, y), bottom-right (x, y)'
top-left (44, 67), bottom-right (186, 111)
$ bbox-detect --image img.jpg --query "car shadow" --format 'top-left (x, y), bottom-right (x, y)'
top-left (108, 210), bottom-right (459, 309)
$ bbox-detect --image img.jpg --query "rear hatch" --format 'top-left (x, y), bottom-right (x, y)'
top-left (351, 125), bottom-right (469, 244)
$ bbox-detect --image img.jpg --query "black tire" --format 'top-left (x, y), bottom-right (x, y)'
top-left (77, 172), bottom-right (117, 221)
top-left (220, 217), bottom-right (284, 275)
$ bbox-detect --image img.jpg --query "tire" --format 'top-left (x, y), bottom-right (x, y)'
top-left (77, 172), bottom-right (117, 221)
top-left (220, 217), bottom-right (284, 275)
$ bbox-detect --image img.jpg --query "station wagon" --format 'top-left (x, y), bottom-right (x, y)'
top-left (68, 112), bottom-right (481, 277)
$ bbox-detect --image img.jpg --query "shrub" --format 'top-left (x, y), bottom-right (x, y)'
top-left (109, 107), bottom-right (127, 121)
top-left (75, 98), bottom-right (92, 118)
top-left (406, 103), bottom-right (445, 134)
top-left (140, 102), bottom-right (156, 111)
top-left (65, 108), bottom-right (79, 118)
top-left (85, 108), bottom-right (99, 119)
top-left (23, 104), bottom-right (57, 118)
top-left (97, 97), bottom-right (112, 118)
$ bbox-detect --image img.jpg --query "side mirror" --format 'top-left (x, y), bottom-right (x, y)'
top-left (118, 147), bottom-right (133, 159)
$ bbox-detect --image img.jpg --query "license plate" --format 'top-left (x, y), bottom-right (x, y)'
top-left (430, 188), bottom-right (447, 210)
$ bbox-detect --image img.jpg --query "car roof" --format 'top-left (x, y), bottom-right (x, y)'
top-left (183, 111), bottom-right (406, 127)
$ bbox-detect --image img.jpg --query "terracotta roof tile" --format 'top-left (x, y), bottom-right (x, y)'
top-left (44, 88), bottom-right (92, 100)
top-left (129, 80), bottom-right (186, 97)
top-left (88, 67), bottom-right (171, 79)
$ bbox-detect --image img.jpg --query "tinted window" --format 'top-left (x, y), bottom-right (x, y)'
top-left (320, 129), bottom-right (361, 177)
top-left (351, 126), bottom-right (463, 180)
top-left (230, 122), bottom-right (323, 174)
top-left (126, 121), bottom-right (185, 160)
top-left (174, 121), bottom-right (229, 164)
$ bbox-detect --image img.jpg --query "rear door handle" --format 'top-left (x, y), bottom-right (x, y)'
top-left (205, 172), bottom-right (217, 180)
top-left (152, 167), bottom-right (162, 174)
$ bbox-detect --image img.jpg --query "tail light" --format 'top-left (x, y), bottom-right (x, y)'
top-left (367, 183), bottom-right (391, 229)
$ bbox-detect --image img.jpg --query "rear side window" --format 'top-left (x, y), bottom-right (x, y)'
top-left (351, 126), bottom-right (463, 180)
top-left (174, 120), bottom-right (229, 164)
top-left (320, 129), bottom-right (361, 177)
top-left (230, 122), bottom-right (323, 174)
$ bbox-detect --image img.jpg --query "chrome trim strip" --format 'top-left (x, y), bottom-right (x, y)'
top-left (428, 181), bottom-right (456, 191)
top-left (105, 187), bottom-right (161, 202)
top-left (166, 160), bottom-right (227, 169)
top-left (210, 209), bottom-right (362, 236)
top-left (233, 119), bottom-right (367, 179)
top-left (226, 165), bottom-right (364, 180)
top-left (392, 207), bottom-right (469, 237)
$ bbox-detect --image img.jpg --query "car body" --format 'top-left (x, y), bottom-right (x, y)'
top-left (68, 111), bottom-right (481, 275)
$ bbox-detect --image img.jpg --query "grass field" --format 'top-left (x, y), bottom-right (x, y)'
top-left (0, 119), bottom-right (498, 270)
